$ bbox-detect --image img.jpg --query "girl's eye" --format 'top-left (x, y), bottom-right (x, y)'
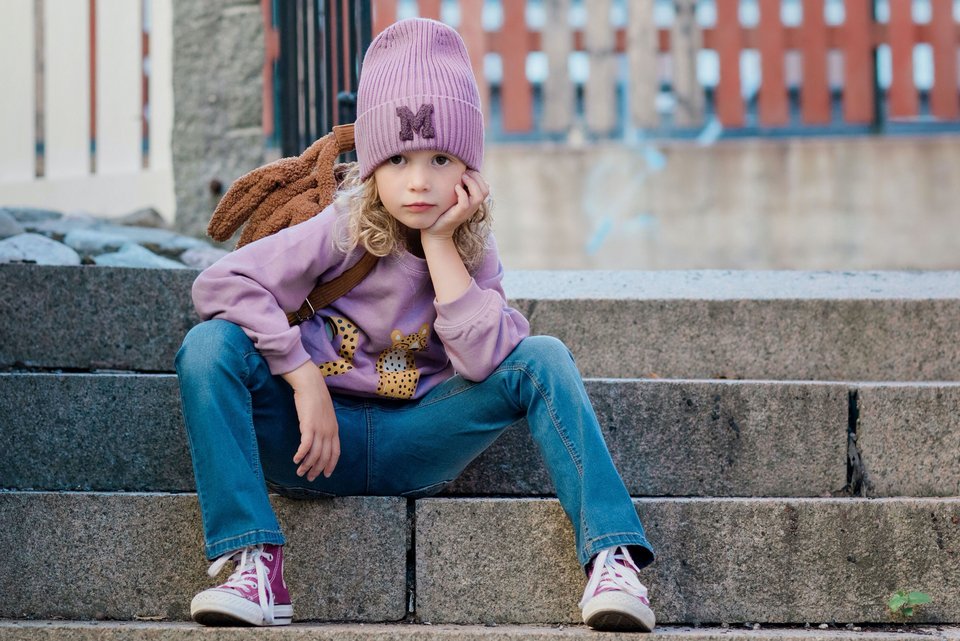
top-left (433, 155), bottom-right (450, 166)
top-left (388, 155), bottom-right (404, 165)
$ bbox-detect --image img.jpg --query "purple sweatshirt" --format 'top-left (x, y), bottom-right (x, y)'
top-left (191, 203), bottom-right (530, 400)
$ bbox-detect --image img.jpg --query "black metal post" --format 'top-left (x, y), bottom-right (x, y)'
top-left (275, 0), bottom-right (371, 156)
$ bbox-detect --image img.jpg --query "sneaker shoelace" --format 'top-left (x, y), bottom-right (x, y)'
top-left (579, 545), bottom-right (650, 608)
top-left (207, 545), bottom-right (276, 624)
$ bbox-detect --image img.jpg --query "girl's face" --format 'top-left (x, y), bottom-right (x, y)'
top-left (373, 150), bottom-right (468, 232)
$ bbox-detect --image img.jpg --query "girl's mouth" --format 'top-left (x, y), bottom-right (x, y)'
top-left (404, 203), bottom-right (434, 212)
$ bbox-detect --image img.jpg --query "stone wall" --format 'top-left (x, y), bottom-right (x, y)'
top-left (486, 135), bottom-right (960, 271)
top-left (171, 0), bottom-right (266, 240)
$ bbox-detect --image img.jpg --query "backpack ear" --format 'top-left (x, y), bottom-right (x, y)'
top-left (207, 133), bottom-right (333, 246)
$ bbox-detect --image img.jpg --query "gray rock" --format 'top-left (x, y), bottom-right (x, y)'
top-left (93, 244), bottom-right (187, 269)
top-left (0, 233), bottom-right (81, 265)
top-left (92, 223), bottom-right (207, 257)
top-left (0, 206), bottom-right (62, 223)
top-left (62, 229), bottom-right (130, 256)
top-left (0, 210), bottom-right (25, 239)
top-left (179, 246), bottom-right (228, 269)
top-left (23, 216), bottom-right (99, 238)
top-left (115, 207), bottom-right (168, 228)
top-left (24, 219), bottom-right (205, 257)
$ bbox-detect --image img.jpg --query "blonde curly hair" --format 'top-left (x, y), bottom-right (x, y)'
top-left (334, 162), bottom-right (492, 271)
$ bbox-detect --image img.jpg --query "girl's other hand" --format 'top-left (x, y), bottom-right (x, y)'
top-left (422, 169), bottom-right (489, 241)
top-left (281, 361), bottom-right (340, 481)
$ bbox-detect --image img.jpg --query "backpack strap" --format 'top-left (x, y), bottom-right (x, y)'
top-left (285, 122), bottom-right (379, 327)
top-left (286, 251), bottom-right (379, 326)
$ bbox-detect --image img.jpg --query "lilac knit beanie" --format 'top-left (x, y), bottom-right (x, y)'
top-left (355, 18), bottom-right (484, 180)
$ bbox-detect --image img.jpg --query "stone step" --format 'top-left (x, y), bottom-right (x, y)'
top-left (2, 492), bottom-right (958, 624)
top-left (2, 622), bottom-right (958, 641)
top-left (3, 372), bottom-right (958, 497)
top-left (0, 372), bottom-right (861, 497)
top-left (416, 497), bottom-right (960, 625)
top-left (2, 265), bottom-right (959, 381)
top-left (0, 493), bottom-right (408, 622)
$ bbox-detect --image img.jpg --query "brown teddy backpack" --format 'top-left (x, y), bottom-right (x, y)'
top-left (206, 124), bottom-right (377, 326)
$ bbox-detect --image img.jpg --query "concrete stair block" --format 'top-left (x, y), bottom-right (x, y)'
top-left (451, 378), bottom-right (848, 497)
top-left (0, 264), bottom-right (197, 372)
top-left (1, 373), bottom-right (847, 497)
top-left (856, 384), bottom-right (960, 497)
top-left (2, 622), bottom-right (959, 641)
top-left (0, 493), bottom-right (408, 622)
top-left (415, 498), bottom-right (960, 625)
top-left (3, 265), bottom-right (960, 381)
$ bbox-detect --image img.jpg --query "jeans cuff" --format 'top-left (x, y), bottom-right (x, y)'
top-left (205, 528), bottom-right (286, 561)
top-left (581, 533), bottom-right (655, 570)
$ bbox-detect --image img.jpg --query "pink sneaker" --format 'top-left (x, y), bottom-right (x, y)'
top-left (190, 544), bottom-right (293, 626)
top-left (579, 546), bottom-right (656, 632)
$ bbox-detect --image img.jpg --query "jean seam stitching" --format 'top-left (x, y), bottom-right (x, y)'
top-left (243, 352), bottom-right (267, 487)
top-left (208, 528), bottom-right (284, 552)
top-left (515, 362), bottom-right (584, 478)
top-left (365, 405), bottom-right (375, 494)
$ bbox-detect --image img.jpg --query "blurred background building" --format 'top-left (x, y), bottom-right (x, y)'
top-left (2, 0), bottom-right (959, 269)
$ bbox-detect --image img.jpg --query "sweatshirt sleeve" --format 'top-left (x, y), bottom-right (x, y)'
top-left (433, 235), bottom-right (530, 381)
top-left (190, 206), bottom-right (346, 375)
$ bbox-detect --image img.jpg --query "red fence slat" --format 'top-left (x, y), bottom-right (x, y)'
top-left (418, 0), bottom-right (442, 21)
top-left (842, 0), bottom-right (874, 124)
top-left (372, 0), bottom-right (397, 36)
top-left (800, 0), bottom-right (831, 124)
top-left (930, 0), bottom-right (960, 119)
top-left (499, 0), bottom-right (532, 132)
top-left (757, 0), bottom-right (789, 126)
top-left (262, 0), bottom-right (280, 137)
top-left (458, 0), bottom-right (490, 125)
top-left (714, 0), bottom-right (744, 127)
top-left (888, 0), bottom-right (918, 118)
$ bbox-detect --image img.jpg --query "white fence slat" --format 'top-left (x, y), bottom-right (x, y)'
top-left (628, 0), bottom-right (659, 128)
top-left (147, 0), bottom-right (175, 220)
top-left (96, 0), bottom-right (143, 173)
top-left (44, 0), bottom-right (91, 178)
top-left (671, 0), bottom-right (704, 126)
top-left (542, 0), bottom-right (574, 132)
top-left (0, 0), bottom-right (36, 182)
top-left (148, 0), bottom-right (173, 169)
top-left (585, 0), bottom-right (617, 134)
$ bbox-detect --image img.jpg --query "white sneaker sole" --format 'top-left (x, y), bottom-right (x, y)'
top-left (582, 591), bottom-right (656, 632)
top-left (191, 590), bottom-right (293, 626)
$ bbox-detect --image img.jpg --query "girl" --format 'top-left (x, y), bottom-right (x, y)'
top-left (176, 17), bottom-right (655, 632)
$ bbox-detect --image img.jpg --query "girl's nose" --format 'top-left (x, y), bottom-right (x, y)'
top-left (407, 164), bottom-right (429, 191)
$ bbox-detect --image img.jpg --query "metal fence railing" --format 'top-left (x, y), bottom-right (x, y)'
top-left (266, 0), bottom-right (960, 145)
top-left (268, 0), bottom-right (372, 157)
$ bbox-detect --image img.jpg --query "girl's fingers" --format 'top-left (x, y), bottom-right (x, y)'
top-left (460, 175), bottom-right (486, 208)
top-left (294, 431), bottom-right (312, 466)
top-left (324, 441), bottom-right (341, 477)
top-left (308, 440), bottom-right (331, 482)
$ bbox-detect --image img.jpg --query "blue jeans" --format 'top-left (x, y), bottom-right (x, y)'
top-left (175, 319), bottom-right (654, 569)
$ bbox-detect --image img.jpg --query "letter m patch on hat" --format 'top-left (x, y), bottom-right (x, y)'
top-left (396, 104), bottom-right (436, 141)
